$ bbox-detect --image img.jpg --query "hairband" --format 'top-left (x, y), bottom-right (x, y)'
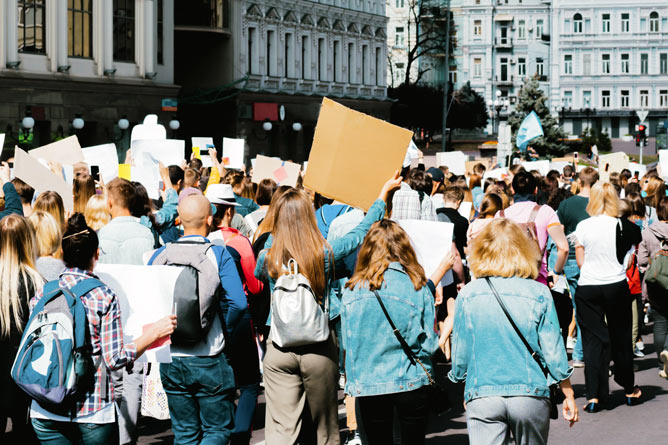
top-left (62, 229), bottom-right (89, 240)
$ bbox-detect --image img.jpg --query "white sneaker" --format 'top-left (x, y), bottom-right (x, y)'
top-left (339, 374), bottom-right (346, 390)
top-left (566, 336), bottom-right (576, 350)
top-left (345, 431), bottom-right (362, 445)
top-left (661, 351), bottom-right (668, 377)
top-left (634, 347), bottom-right (645, 358)
top-left (636, 341), bottom-right (645, 351)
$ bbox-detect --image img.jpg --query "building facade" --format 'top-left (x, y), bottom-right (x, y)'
top-left (552, 0), bottom-right (668, 137)
top-left (0, 0), bottom-right (178, 152)
top-left (174, 0), bottom-right (391, 163)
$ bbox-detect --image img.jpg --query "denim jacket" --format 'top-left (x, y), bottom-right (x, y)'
top-left (449, 277), bottom-right (572, 402)
top-left (341, 263), bottom-right (438, 397)
top-left (255, 199), bottom-right (386, 323)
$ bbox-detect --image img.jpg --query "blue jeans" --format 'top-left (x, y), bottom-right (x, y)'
top-left (31, 418), bottom-right (117, 445)
top-left (160, 353), bottom-right (236, 445)
top-left (563, 258), bottom-right (584, 361)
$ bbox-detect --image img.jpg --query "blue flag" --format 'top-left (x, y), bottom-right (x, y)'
top-left (516, 111), bottom-right (544, 152)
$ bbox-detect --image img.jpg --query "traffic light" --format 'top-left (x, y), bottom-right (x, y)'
top-left (639, 124), bottom-right (647, 139)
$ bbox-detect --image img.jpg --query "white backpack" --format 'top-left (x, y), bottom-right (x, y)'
top-left (270, 259), bottom-right (330, 347)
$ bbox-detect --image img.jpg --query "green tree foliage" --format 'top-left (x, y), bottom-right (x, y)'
top-left (508, 76), bottom-right (567, 156)
top-left (448, 82), bottom-right (488, 130)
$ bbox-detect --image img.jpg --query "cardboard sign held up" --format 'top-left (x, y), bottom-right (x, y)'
top-left (598, 152), bottom-right (629, 182)
top-left (251, 155), bottom-right (301, 187)
top-left (14, 147), bottom-right (74, 212)
top-left (30, 136), bottom-right (84, 164)
top-left (521, 160), bottom-right (550, 176)
top-left (82, 143), bottom-right (119, 183)
top-left (191, 137), bottom-right (214, 159)
top-left (222, 138), bottom-right (245, 170)
top-left (132, 139), bottom-right (185, 168)
top-left (436, 151), bottom-right (467, 176)
top-left (304, 98), bottom-right (412, 210)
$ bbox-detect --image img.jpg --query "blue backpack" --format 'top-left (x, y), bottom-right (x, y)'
top-left (11, 278), bottom-right (104, 414)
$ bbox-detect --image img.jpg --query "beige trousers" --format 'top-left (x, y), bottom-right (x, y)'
top-left (263, 334), bottom-right (340, 445)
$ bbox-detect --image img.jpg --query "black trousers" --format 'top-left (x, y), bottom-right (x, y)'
top-left (358, 386), bottom-right (430, 445)
top-left (552, 290), bottom-right (574, 349)
top-left (575, 280), bottom-right (635, 401)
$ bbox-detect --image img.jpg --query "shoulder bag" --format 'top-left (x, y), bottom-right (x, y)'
top-left (484, 277), bottom-right (559, 419)
top-left (373, 290), bottom-right (451, 416)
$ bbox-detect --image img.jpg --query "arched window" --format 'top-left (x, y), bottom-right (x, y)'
top-left (573, 13), bottom-right (583, 33)
top-left (650, 11), bottom-right (660, 33)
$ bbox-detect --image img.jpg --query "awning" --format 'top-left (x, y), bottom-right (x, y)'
top-left (494, 15), bottom-right (514, 22)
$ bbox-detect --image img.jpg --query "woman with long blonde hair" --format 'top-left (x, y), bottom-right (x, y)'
top-left (34, 191), bottom-right (66, 231)
top-left (450, 219), bottom-right (577, 444)
top-left (83, 194), bottom-right (111, 232)
top-left (0, 215), bottom-right (44, 440)
top-left (574, 182), bottom-right (642, 412)
top-left (73, 174), bottom-right (96, 214)
top-left (255, 173), bottom-right (401, 444)
top-left (28, 211), bottom-right (65, 281)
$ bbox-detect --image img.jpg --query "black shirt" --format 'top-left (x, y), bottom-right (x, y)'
top-left (437, 207), bottom-right (469, 258)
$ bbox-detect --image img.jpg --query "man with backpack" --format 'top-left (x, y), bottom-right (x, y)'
top-left (496, 171), bottom-right (569, 285)
top-left (147, 193), bottom-right (247, 444)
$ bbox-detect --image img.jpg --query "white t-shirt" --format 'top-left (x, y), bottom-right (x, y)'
top-left (574, 215), bottom-right (626, 286)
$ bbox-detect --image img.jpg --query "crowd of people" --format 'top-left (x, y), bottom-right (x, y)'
top-left (0, 144), bottom-right (665, 445)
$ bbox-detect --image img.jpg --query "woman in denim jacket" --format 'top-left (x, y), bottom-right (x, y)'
top-left (450, 219), bottom-right (578, 445)
top-left (341, 219), bottom-right (455, 444)
top-left (255, 173), bottom-right (402, 445)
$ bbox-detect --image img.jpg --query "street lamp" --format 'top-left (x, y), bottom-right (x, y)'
top-left (262, 121), bottom-right (273, 132)
top-left (292, 122), bottom-right (302, 132)
top-left (72, 115), bottom-right (85, 130)
top-left (118, 117), bottom-right (130, 131)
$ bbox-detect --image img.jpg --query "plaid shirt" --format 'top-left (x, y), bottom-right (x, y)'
top-left (31, 268), bottom-right (137, 417)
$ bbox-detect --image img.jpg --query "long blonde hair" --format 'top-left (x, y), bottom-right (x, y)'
top-left (0, 215), bottom-right (44, 338)
top-left (587, 182), bottom-right (620, 217)
top-left (265, 188), bottom-right (330, 299)
top-left (73, 174), bottom-right (97, 214)
top-left (34, 191), bottom-right (66, 231)
top-left (84, 194), bottom-right (111, 231)
top-left (28, 211), bottom-right (62, 257)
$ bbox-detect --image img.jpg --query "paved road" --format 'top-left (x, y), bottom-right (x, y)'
top-left (137, 327), bottom-right (668, 444)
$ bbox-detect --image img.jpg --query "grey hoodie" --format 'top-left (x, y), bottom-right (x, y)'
top-left (638, 220), bottom-right (668, 273)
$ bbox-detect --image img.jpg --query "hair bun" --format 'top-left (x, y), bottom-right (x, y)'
top-left (65, 212), bottom-right (89, 236)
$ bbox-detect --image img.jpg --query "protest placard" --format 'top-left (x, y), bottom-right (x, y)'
top-left (483, 167), bottom-right (508, 181)
top-left (132, 153), bottom-right (161, 200)
top-left (458, 201), bottom-right (473, 220)
top-left (436, 151), bottom-right (467, 176)
top-left (118, 164), bottom-right (131, 180)
top-left (628, 162), bottom-right (647, 179)
top-left (95, 264), bottom-right (181, 363)
top-left (30, 136), bottom-right (84, 164)
top-left (251, 155), bottom-right (301, 187)
top-left (398, 220), bottom-right (454, 286)
top-left (659, 151), bottom-right (668, 181)
top-left (403, 140), bottom-right (419, 168)
top-left (465, 159), bottom-right (491, 176)
top-left (132, 139), bottom-right (185, 168)
top-left (82, 143), bottom-right (119, 183)
top-left (222, 138), bottom-right (245, 170)
top-left (0, 134), bottom-right (5, 160)
top-left (14, 146), bottom-right (74, 212)
top-left (598, 152), bottom-right (629, 182)
top-left (191, 137), bottom-right (213, 157)
top-left (304, 98), bottom-right (412, 210)
top-left (521, 160), bottom-right (550, 176)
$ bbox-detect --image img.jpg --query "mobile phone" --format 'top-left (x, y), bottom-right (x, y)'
top-left (90, 165), bottom-right (100, 182)
top-left (634, 171), bottom-right (639, 179)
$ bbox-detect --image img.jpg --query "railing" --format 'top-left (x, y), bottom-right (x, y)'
top-left (494, 37), bottom-right (513, 48)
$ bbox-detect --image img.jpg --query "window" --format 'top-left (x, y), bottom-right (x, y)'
top-left (473, 20), bottom-right (482, 37)
top-left (517, 57), bottom-right (526, 76)
top-left (620, 53), bottom-right (629, 74)
top-left (362, 44), bottom-right (369, 84)
top-left (248, 27), bottom-right (257, 74)
top-left (375, 47), bottom-right (382, 85)
top-left (621, 13), bottom-right (630, 32)
top-left (536, 58), bottom-right (544, 77)
top-left (473, 58), bottom-right (482, 78)
top-left (266, 30), bottom-right (278, 76)
top-left (564, 54), bottom-right (573, 74)
top-left (68, 0), bottom-right (93, 58)
top-left (500, 57), bottom-right (509, 81)
top-left (640, 90), bottom-right (649, 108)
top-left (395, 0), bottom-right (404, 7)
top-left (641, 53), bottom-right (648, 74)
top-left (301, 35), bottom-right (310, 79)
top-left (574, 13), bottom-right (583, 33)
top-left (395, 27), bottom-right (404, 46)
top-left (348, 42), bottom-right (355, 84)
top-left (564, 19), bottom-right (571, 34)
top-left (620, 90), bottom-right (629, 107)
top-left (518, 20), bottom-right (526, 40)
top-left (449, 66), bottom-right (457, 84)
top-left (17, 0), bottom-right (46, 54)
top-left (157, 0), bottom-right (163, 64)
top-left (650, 11), bottom-right (660, 33)
top-left (394, 62), bottom-right (403, 84)
top-left (318, 37), bottom-right (326, 81)
top-left (563, 91), bottom-right (573, 107)
top-left (583, 53), bottom-right (591, 75)
top-left (601, 53), bottom-right (610, 74)
top-left (661, 90), bottom-right (668, 107)
top-left (113, 0), bottom-right (134, 62)
top-left (601, 90), bottom-right (610, 108)
top-left (536, 19), bottom-right (544, 39)
top-left (602, 13), bottom-right (610, 33)
top-left (583, 90), bottom-right (592, 107)
top-left (285, 33), bottom-right (294, 78)
top-left (661, 53), bottom-right (668, 74)
top-left (333, 40), bottom-right (340, 82)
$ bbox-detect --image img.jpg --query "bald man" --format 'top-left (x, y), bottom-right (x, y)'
top-left (146, 194), bottom-right (246, 444)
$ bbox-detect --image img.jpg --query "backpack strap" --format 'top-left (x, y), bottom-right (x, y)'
top-left (71, 278), bottom-right (106, 300)
top-left (66, 278), bottom-right (105, 350)
top-left (528, 204), bottom-right (542, 224)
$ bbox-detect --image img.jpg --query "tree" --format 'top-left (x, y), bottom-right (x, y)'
top-left (448, 82), bottom-right (488, 130)
top-left (389, 83), bottom-right (444, 133)
top-left (508, 76), bottom-right (567, 156)
top-left (389, 0), bottom-right (457, 87)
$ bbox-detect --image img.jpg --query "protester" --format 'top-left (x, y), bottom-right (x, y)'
top-left (342, 219), bottom-right (455, 444)
top-left (573, 182), bottom-right (642, 412)
top-left (130, 164), bottom-right (177, 247)
top-left (245, 178), bottom-right (277, 237)
top-left (225, 171), bottom-right (259, 217)
top-left (467, 193), bottom-right (503, 245)
top-left (437, 186), bottom-right (469, 258)
top-left (29, 214), bottom-right (176, 445)
top-left (33, 191), bottom-right (65, 231)
top-left (73, 174), bottom-right (96, 214)
top-left (168, 165), bottom-right (185, 193)
top-left (450, 219), bottom-right (578, 444)
top-left (643, 175), bottom-right (665, 224)
top-left (83, 194), bottom-right (111, 231)
top-left (147, 194), bottom-right (247, 444)
top-left (0, 215), bottom-right (44, 442)
top-left (11, 178), bottom-right (35, 217)
top-left (28, 211), bottom-right (65, 281)
top-left (255, 173), bottom-right (401, 444)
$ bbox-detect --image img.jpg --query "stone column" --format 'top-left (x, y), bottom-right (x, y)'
top-left (57, 0), bottom-right (68, 69)
top-left (5, 0), bottom-right (18, 66)
top-left (143, 0), bottom-right (155, 76)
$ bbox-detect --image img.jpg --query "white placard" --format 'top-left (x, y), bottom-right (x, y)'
top-left (200, 155), bottom-right (213, 168)
top-left (0, 134), bottom-right (5, 159)
top-left (458, 201), bottom-right (473, 220)
top-left (659, 150), bottom-right (668, 181)
top-left (82, 143), bottom-right (119, 183)
top-left (398, 220), bottom-right (454, 287)
top-left (131, 155), bottom-right (161, 200)
top-left (483, 167), bottom-right (508, 181)
top-left (521, 160), bottom-right (550, 176)
top-left (191, 137), bottom-right (214, 152)
top-left (436, 151), bottom-right (467, 176)
top-left (222, 138), bottom-right (245, 170)
top-left (404, 140), bottom-right (419, 168)
top-left (132, 139), bottom-right (185, 168)
top-left (95, 264), bottom-right (181, 363)
top-left (628, 162), bottom-right (647, 179)
top-left (549, 161), bottom-right (571, 174)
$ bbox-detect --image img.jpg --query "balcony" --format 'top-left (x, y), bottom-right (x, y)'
top-left (495, 75), bottom-right (514, 86)
top-left (494, 37), bottom-right (513, 49)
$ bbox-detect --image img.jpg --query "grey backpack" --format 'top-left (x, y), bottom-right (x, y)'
top-left (270, 259), bottom-right (330, 347)
top-left (151, 240), bottom-right (222, 346)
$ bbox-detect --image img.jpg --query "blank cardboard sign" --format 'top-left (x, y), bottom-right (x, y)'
top-left (251, 155), bottom-right (301, 187)
top-left (304, 98), bottom-right (412, 211)
top-left (30, 135), bottom-right (84, 164)
top-left (14, 147), bottom-right (74, 212)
